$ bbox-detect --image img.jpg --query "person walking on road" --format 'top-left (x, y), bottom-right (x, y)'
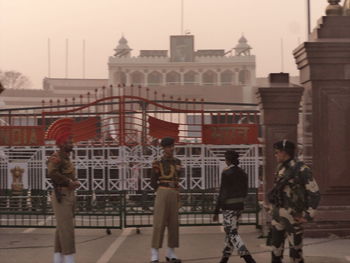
top-left (213, 150), bottom-right (257, 263)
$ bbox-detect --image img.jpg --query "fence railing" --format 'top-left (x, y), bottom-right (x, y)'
top-left (0, 189), bottom-right (259, 229)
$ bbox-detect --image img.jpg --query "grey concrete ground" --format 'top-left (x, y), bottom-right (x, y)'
top-left (0, 226), bottom-right (349, 263)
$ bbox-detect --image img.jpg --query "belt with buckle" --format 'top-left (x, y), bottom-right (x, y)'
top-left (224, 197), bottom-right (245, 204)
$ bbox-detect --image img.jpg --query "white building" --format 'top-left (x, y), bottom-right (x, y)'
top-left (109, 35), bottom-right (256, 103)
top-left (1, 34), bottom-right (260, 109)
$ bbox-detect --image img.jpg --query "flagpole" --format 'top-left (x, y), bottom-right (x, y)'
top-left (65, 38), bottom-right (69, 78)
top-left (307, 0), bottom-right (311, 38)
top-left (48, 38), bottom-right (51, 78)
top-left (181, 0), bottom-right (184, 35)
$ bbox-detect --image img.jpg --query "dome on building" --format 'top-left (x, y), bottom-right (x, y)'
top-left (114, 35), bottom-right (132, 57)
top-left (238, 35), bottom-right (248, 44)
top-left (234, 35), bottom-right (252, 56)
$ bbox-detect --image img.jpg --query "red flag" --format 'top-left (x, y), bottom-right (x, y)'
top-left (148, 116), bottom-right (179, 141)
top-left (72, 117), bottom-right (98, 142)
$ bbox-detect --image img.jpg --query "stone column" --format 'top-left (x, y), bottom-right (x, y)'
top-left (162, 71), bottom-right (167, 86)
top-left (234, 70), bottom-right (239, 85)
top-left (217, 70), bottom-right (222, 86)
top-left (180, 71), bottom-right (184, 85)
top-left (198, 70), bottom-right (203, 86)
top-left (257, 73), bottom-right (303, 201)
top-left (293, 12), bottom-right (350, 236)
top-left (256, 73), bottom-right (303, 235)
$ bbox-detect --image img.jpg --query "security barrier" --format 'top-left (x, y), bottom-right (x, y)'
top-left (0, 189), bottom-right (259, 229)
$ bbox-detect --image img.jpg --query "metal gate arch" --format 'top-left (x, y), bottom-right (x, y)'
top-left (0, 84), bottom-right (261, 229)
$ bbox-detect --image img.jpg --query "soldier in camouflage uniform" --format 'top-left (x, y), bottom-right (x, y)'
top-left (46, 119), bottom-right (80, 263)
top-left (268, 140), bottom-right (320, 263)
top-left (150, 137), bottom-right (182, 263)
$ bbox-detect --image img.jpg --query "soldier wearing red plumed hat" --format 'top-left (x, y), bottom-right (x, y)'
top-left (46, 118), bottom-right (80, 263)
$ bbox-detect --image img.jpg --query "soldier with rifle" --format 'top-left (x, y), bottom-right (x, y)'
top-left (268, 140), bottom-right (320, 263)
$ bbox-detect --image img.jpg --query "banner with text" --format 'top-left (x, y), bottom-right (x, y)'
top-left (202, 124), bottom-right (259, 145)
top-left (0, 126), bottom-right (45, 146)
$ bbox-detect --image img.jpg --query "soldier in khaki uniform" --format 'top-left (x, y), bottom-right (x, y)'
top-left (150, 137), bottom-right (182, 263)
top-left (268, 140), bottom-right (320, 263)
top-left (46, 119), bottom-right (80, 263)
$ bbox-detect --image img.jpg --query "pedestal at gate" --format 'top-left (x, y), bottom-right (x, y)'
top-left (256, 73), bottom-right (303, 234)
top-left (293, 9), bottom-right (350, 236)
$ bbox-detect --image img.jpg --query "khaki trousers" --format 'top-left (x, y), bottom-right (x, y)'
top-left (151, 187), bottom-right (179, 249)
top-left (51, 188), bottom-right (76, 255)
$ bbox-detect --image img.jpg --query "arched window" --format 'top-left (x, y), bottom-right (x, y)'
top-left (221, 70), bottom-right (234, 85)
top-left (166, 71), bottom-right (181, 85)
top-left (148, 71), bottom-right (162, 86)
top-left (130, 71), bottom-right (144, 86)
top-left (114, 71), bottom-right (126, 85)
top-left (184, 71), bottom-right (198, 85)
top-left (202, 70), bottom-right (217, 86)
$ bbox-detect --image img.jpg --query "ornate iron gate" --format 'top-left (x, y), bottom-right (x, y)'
top-left (0, 84), bottom-right (261, 229)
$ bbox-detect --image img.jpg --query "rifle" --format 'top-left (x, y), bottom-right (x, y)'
top-left (267, 162), bottom-right (303, 207)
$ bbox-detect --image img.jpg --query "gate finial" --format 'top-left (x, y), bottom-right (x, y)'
top-left (326, 0), bottom-right (343, 16)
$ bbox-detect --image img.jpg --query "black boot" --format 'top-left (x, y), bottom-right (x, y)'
top-left (219, 256), bottom-right (229, 263)
top-left (165, 257), bottom-right (182, 263)
top-left (271, 253), bottom-right (282, 263)
top-left (242, 254), bottom-right (256, 263)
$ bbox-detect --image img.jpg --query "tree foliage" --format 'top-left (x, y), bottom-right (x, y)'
top-left (0, 70), bottom-right (31, 89)
top-left (0, 81), bottom-right (4, 94)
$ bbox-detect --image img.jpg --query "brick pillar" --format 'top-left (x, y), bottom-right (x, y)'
top-left (294, 15), bottom-right (350, 236)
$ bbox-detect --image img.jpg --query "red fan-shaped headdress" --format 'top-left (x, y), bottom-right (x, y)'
top-left (45, 118), bottom-right (74, 146)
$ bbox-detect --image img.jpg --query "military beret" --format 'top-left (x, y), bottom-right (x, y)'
top-left (160, 137), bottom-right (175, 147)
top-left (273, 139), bottom-right (295, 151)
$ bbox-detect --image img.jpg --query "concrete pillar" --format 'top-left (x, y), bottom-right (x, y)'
top-left (180, 71), bottom-right (184, 85)
top-left (162, 71), bottom-right (167, 86)
top-left (234, 70), bottom-right (239, 85)
top-left (125, 71), bottom-right (130, 86)
top-left (217, 70), bottom-right (222, 86)
top-left (256, 73), bottom-right (303, 236)
top-left (257, 73), bottom-right (303, 204)
top-left (198, 70), bottom-right (203, 86)
top-left (144, 72), bottom-right (149, 87)
top-left (294, 15), bottom-right (350, 236)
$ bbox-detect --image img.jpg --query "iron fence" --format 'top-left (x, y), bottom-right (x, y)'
top-left (0, 189), bottom-right (259, 229)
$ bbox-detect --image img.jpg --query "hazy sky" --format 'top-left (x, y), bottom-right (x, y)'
top-left (0, 0), bottom-right (332, 89)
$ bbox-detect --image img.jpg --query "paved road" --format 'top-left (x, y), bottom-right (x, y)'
top-left (0, 226), bottom-right (349, 263)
